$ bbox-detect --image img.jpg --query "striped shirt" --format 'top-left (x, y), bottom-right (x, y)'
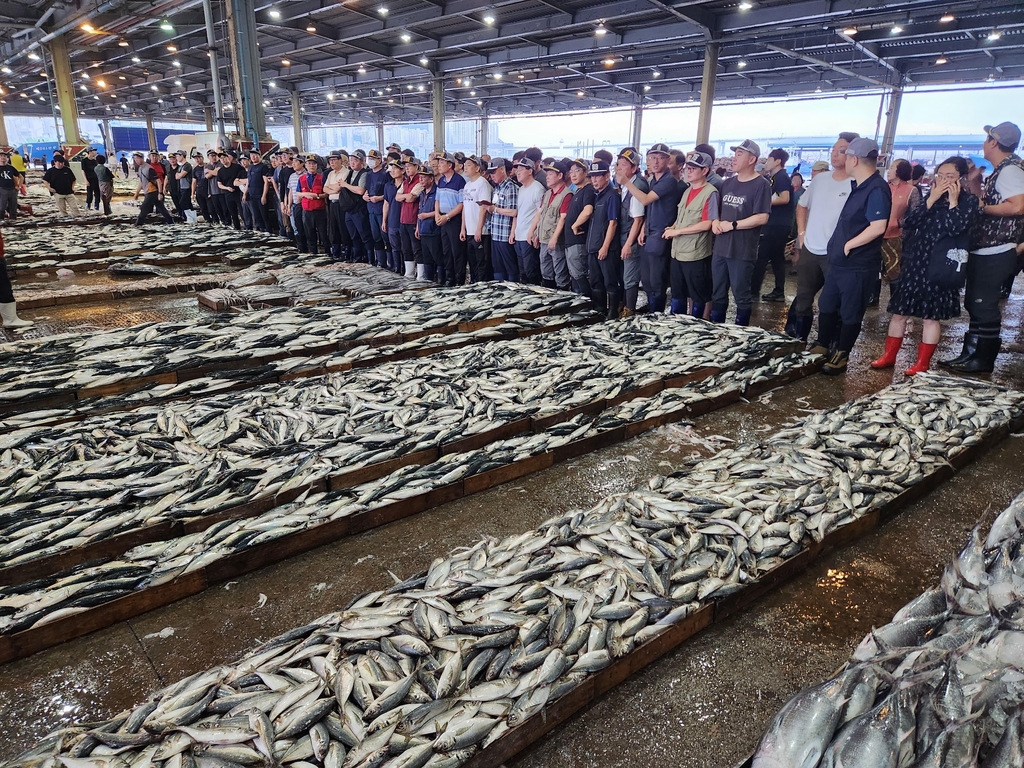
top-left (435, 172), bottom-right (465, 215)
top-left (491, 177), bottom-right (518, 243)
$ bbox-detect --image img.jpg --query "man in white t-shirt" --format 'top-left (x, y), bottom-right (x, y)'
top-left (784, 131), bottom-right (860, 340)
top-left (460, 155), bottom-right (493, 282)
top-left (513, 158), bottom-right (544, 285)
top-left (942, 121), bottom-right (1024, 373)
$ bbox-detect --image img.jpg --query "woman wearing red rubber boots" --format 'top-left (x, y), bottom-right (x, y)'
top-left (870, 157), bottom-right (979, 375)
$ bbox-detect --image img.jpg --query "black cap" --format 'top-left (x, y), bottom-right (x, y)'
top-left (544, 159), bottom-right (571, 175)
top-left (437, 151), bottom-right (456, 164)
top-left (53, 155), bottom-right (66, 162)
top-left (487, 157), bottom-right (510, 172)
top-left (403, 156), bottom-right (420, 166)
top-left (248, 147), bottom-right (262, 155)
top-left (647, 143), bottom-right (671, 156)
top-left (453, 151), bottom-right (466, 163)
top-left (618, 147), bottom-right (641, 165)
top-left (223, 149), bottom-right (237, 158)
top-left (418, 164), bottom-right (435, 176)
top-left (367, 149), bottom-right (382, 159)
top-left (587, 160), bottom-right (610, 175)
top-left (353, 149), bottom-right (367, 160)
top-left (464, 154), bottom-right (482, 167)
top-left (569, 157), bottom-right (588, 172)
top-left (684, 151), bottom-right (713, 169)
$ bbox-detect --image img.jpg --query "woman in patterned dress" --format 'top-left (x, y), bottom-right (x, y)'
top-left (870, 156), bottom-right (979, 375)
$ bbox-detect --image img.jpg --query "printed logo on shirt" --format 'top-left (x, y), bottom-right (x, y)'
top-left (722, 193), bottom-right (747, 207)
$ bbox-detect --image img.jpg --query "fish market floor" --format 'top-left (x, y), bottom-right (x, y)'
top-left (1, 279), bottom-right (1024, 767)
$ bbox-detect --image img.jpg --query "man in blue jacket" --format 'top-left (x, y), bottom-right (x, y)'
top-left (810, 138), bottom-right (892, 375)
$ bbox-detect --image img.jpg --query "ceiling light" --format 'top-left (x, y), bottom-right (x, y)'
top-left (119, 75), bottom-right (125, 80)
top-left (940, 14), bottom-right (954, 23)
top-left (282, 59), bottom-right (291, 66)
top-left (326, 92), bottom-right (334, 99)
top-left (377, 89), bottom-right (383, 95)
top-left (842, 27), bottom-right (857, 36)
top-left (417, 84), bottom-right (425, 91)
top-left (225, 103), bottom-right (232, 108)
top-left (268, 115), bottom-right (274, 120)
top-left (935, 55), bottom-right (947, 64)
top-left (595, 23), bottom-right (607, 36)
top-left (815, 85), bottom-right (822, 92)
top-left (269, 10), bottom-right (281, 19)
top-left (407, 84), bottom-right (413, 90)
top-left (151, 84), bottom-right (158, 90)
top-left (306, 24), bottom-right (316, 33)
top-left (157, 98), bottom-right (163, 103)
top-left (518, 74), bottom-right (525, 80)
top-left (388, 98), bottom-right (394, 103)
top-left (167, 44), bottom-right (177, 52)
top-left (358, 65), bottom-right (367, 73)
top-left (118, 39), bottom-right (129, 47)
top-left (577, 90), bottom-right (584, 96)
top-left (477, 100), bottom-right (482, 105)
top-left (27, 52), bottom-right (39, 60)
top-left (377, 6), bottom-right (388, 16)
top-left (96, 79), bottom-right (105, 86)
top-left (988, 72), bottom-right (995, 81)
top-left (987, 30), bottom-right (1002, 41)
top-left (82, 72), bottom-right (90, 79)
top-left (738, 60), bottom-right (747, 68)
top-left (652, 70), bottom-right (661, 77)
top-left (739, 1), bottom-right (752, 9)
top-left (493, 72), bottom-right (502, 79)
top-left (603, 58), bottom-right (615, 66)
top-left (131, 56), bottom-right (141, 63)
top-left (174, 79), bottom-right (182, 85)
top-left (419, 57), bottom-right (428, 65)
top-left (269, 80), bottom-right (276, 87)
top-left (28, 98), bottom-right (35, 104)
top-left (0, 67), bottom-right (10, 74)
top-left (80, 84), bottom-right (87, 91)
top-left (93, 95), bottom-right (99, 100)
top-left (470, 90), bottom-right (476, 96)
top-left (483, 14), bottom-right (495, 25)
top-left (172, 60), bottom-right (180, 67)
top-left (160, 18), bottom-right (174, 31)
top-left (890, 25), bottom-right (902, 34)
top-left (400, 32), bottom-right (411, 42)
top-left (643, 84), bottom-right (651, 91)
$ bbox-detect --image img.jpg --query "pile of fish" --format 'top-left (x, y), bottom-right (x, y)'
top-left (0, 283), bottom-right (593, 409)
top-left (0, 314), bottom-right (595, 431)
top-left (199, 264), bottom-right (433, 309)
top-left (751, 488), bottom-right (1024, 767)
top-left (5, 374), bottom-right (1023, 768)
top-left (0, 315), bottom-right (793, 578)
top-left (2, 224), bottom-right (293, 264)
top-left (0, 353), bottom-right (807, 634)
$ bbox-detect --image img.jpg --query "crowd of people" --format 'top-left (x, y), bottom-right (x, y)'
top-left (2, 123), bottom-right (1023, 378)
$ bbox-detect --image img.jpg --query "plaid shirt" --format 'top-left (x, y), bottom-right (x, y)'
top-left (490, 177), bottom-right (519, 243)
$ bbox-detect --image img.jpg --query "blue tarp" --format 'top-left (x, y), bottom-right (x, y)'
top-left (110, 126), bottom-right (181, 153)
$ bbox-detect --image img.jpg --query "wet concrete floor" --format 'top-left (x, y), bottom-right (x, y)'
top-left (0, 276), bottom-right (1023, 767)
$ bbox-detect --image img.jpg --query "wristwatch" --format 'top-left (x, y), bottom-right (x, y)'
top-left (731, 220), bottom-right (738, 231)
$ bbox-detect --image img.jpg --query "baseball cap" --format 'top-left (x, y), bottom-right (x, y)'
top-left (730, 139), bottom-right (761, 157)
top-left (811, 160), bottom-right (830, 172)
top-left (569, 157), bottom-right (589, 172)
top-left (618, 147), bottom-right (641, 165)
top-left (223, 149), bottom-right (238, 158)
top-left (544, 159), bottom-right (570, 175)
top-left (513, 157), bottom-right (536, 171)
top-left (418, 164), bottom-right (435, 176)
top-left (464, 154), bottom-right (482, 167)
top-left (587, 160), bottom-right (610, 176)
top-left (386, 143), bottom-right (402, 151)
top-left (338, 149), bottom-right (350, 158)
top-left (387, 159), bottom-right (402, 169)
top-left (453, 151), bottom-right (466, 163)
top-left (404, 156), bottom-right (420, 165)
top-left (684, 151), bottom-right (712, 169)
top-left (248, 147), bottom-right (262, 155)
top-left (487, 157), bottom-right (510, 172)
top-left (53, 155), bottom-right (66, 162)
top-left (985, 122), bottom-right (1021, 149)
top-left (647, 142), bottom-right (671, 156)
top-left (132, 152), bottom-right (143, 159)
top-left (0, 149), bottom-right (8, 156)
top-left (328, 151), bottom-right (344, 160)
top-left (353, 149), bottom-right (367, 160)
top-left (437, 151), bottom-right (455, 164)
top-left (367, 149), bottom-right (382, 159)
top-left (844, 137), bottom-right (879, 158)
top-left (148, 149), bottom-right (160, 154)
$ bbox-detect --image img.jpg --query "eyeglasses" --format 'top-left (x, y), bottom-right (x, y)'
top-left (934, 172), bottom-right (960, 182)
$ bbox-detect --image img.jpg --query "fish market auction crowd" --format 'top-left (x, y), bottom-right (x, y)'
top-left (1, 121), bottom-right (1024, 377)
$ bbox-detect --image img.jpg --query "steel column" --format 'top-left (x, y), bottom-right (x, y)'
top-left (432, 77), bottom-right (444, 154)
top-left (0, 99), bottom-right (8, 146)
top-left (225, 0), bottom-right (266, 142)
top-left (376, 114), bottom-right (385, 153)
top-left (630, 97), bottom-right (643, 150)
top-left (880, 87), bottom-right (903, 162)
top-left (291, 92), bottom-right (303, 152)
top-left (145, 113), bottom-right (157, 151)
top-left (696, 42), bottom-right (719, 146)
top-left (480, 110), bottom-right (489, 156)
top-left (201, 0), bottom-right (227, 140)
top-left (48, 34), bottom-right (83, 145)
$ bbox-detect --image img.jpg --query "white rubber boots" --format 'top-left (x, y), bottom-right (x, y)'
top-left (0, 302), bottom-right (33, 329)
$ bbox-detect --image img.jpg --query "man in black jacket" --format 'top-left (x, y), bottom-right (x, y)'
top-left (81, 148), bottom-right (101, 211)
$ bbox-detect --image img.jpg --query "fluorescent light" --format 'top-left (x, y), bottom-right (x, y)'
top-left (987, 30), bottom-right (1002, 41)
top-left (739, 1), bottom-right (752, 9)
top-left (281, 59), bottom-right (291, 66)
top-left (306, 24), bottom-right (316, 33)
top-left (160, 19), bottom-right (173, 31)
top-left (358, 65), bottom-right (367, 73)
top-left (603, 58), bottom-right (615, 66)
top-left (890, 25), bottom-right (902, 34)
top-left (167, 44), bottom-right (177, 52)
top-left (186, 108), bottom-right (192, 113)
top-left (738, 60), bottom-right (747, 68)
top-left (81, 23), bottom-right (95, 32)
top-left (377, 6), bottom-right (388, 15)
top-left (842, 27), bottom-right (857, 35)
top-left (0, 67), bottom-right (10, 74)
top-left (131, 56), bottom-right (141, 63)
top-left (269, 10), bottom-right (281, 19)
top-left (27, 52), bottom-right (40, 60)
top-left (940, 14), bottom-right (954, 23)
top-left (595, 23), bottom-right (607, 36)
top-left (935, 55), bottom-right (947, 64)
top-left (118, 39), bottom-right (129, 47)
top-left (483, 14), bottom-right (494, 25)
top-left (400, 32), bottom-right (411, 42)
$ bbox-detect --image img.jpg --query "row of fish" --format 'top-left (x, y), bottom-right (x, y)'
top-left (752, 488), bottom-right (1024, 768)
top-left (0, 283), bottom-right (593, 407)
top-left (3, 223), bottom-right (293, 262)
top-left (0, 353), bottom-right (805, 637)
top-left (5, 373), bottom-right (1022, 768)
top-left (0, 314), bottom-right (595, 433)
top-left (0, 315), bottom-right (794, 577)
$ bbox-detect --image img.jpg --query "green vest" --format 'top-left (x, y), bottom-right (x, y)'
top-left (670, 183), bottom-right (715, 262)
top-left (538, 184), bottom-right (571, 243)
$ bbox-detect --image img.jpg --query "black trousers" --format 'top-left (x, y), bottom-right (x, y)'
top-left (588, 250), bottom-right (623, 313)
top-left (751, 224), bottom-right (791, 295)
top-left (400, 223), bottom-right (422, 264)
top-left (85, 176), bottom-right (101, 210)
top-left (209, 194), bottom-right (226, 223)
top-left (420, 234), bottom-right (443, 280)
top-left (135, 192), bottom-right (173, 225)
top-left (347, 209), bottom-right (375, 263)
top-left (466, 236), bottom-right (492, 282)
top-left (670, 258), bottom-right (712, 305)
top-left (196, 192), bottom-right (216, 223)
top-left (246, 196), bottom-right (268, 232)
top-left (291, 204), bottom-right (309, 252)
top-left (303, 207), bottom-right (330, 254)
top-left (329, 201), bottom-right (353, 257)
top-left (441, 216), bottom-right (467, 285)
top-left (222, 191), bottom-right (243, 229)
top-left (0, 258), bottom-right (14, 303)
top-left (965, 247), bottom-right (1019, 338)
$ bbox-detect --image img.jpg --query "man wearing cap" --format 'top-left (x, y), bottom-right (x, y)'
top-left (620, 143), bottom-right (682, 313)
top-left (708, 139), bottom-right (772, 326)
top-left (242, 148), bottom-right (270, 232)
top-left (662, 151), bottom-right (718, 317)
top-left (192, 152), bottom-right (214, 224)
top-left (416, 165), bottom-right (442, 282)
top-left (298, 155), bottom-right (330, 254)
top-left (285, 155), bottom-right (308, 252)
top-left (147, 150), bottom-right (168, 199)
top-left (615, 147), bottom-right (649, 316)
top-left (81, 147), bottom-right (101, 211)
top-left (563, 158), bottom-right (594, 297)
top-left (483, 158), bottom-right (519, 282)
top-left (528, 159), bottom-right (572, 290)
top-left (386, 143), bottom-right (402, 156)
top-left (941, 121), bottom-right (1024, 373)
top-left (215, 150), bottom-right (246, 229)
top-left (585, 161), bottom-right (621, 318)
top-left (809, 137), bottom-right (891, 375)
top-left (271, 152), bottom-right (293, 239)
top-left (174, 150), bottom-right (196, 223)
top-left (323, 153), bottom-right (351, 261)
top-left (751, 148), bottom-right (795, 302)
top-left (131, 151), bottom-right (173, 225)
top-left (382, 160), bottom-right (409, 276)
top-left (810, 160), bottom-right (830, 179)
top-left (695, 144), bottom-right (725, 192)
top-left (511, 158), bottom-right (544, 284)
top-left (167, 152), bottom-right (184, 220)
top-left (452, 151), bottom-right (467, 181)
top-left (204, 150), bottom-right (226, 225)
top-left (364, 150), bottom-right (390, 269)
top-left (460, 155), bottom-right (493, 282)
top-left (343, 150), bottom-right (375, 264)
top-left (41, 154), bottom-right (81, 217)
top-left (525, 148), bottom-right (546, 187)
top-left (784, 132), bottom-right (859, 341)
top-left (435, 152), bottom-right (467, 285)
top-left (0, 151), bottom-right (24, 220)
top-left (397, 158), bottom-right (424, 274)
